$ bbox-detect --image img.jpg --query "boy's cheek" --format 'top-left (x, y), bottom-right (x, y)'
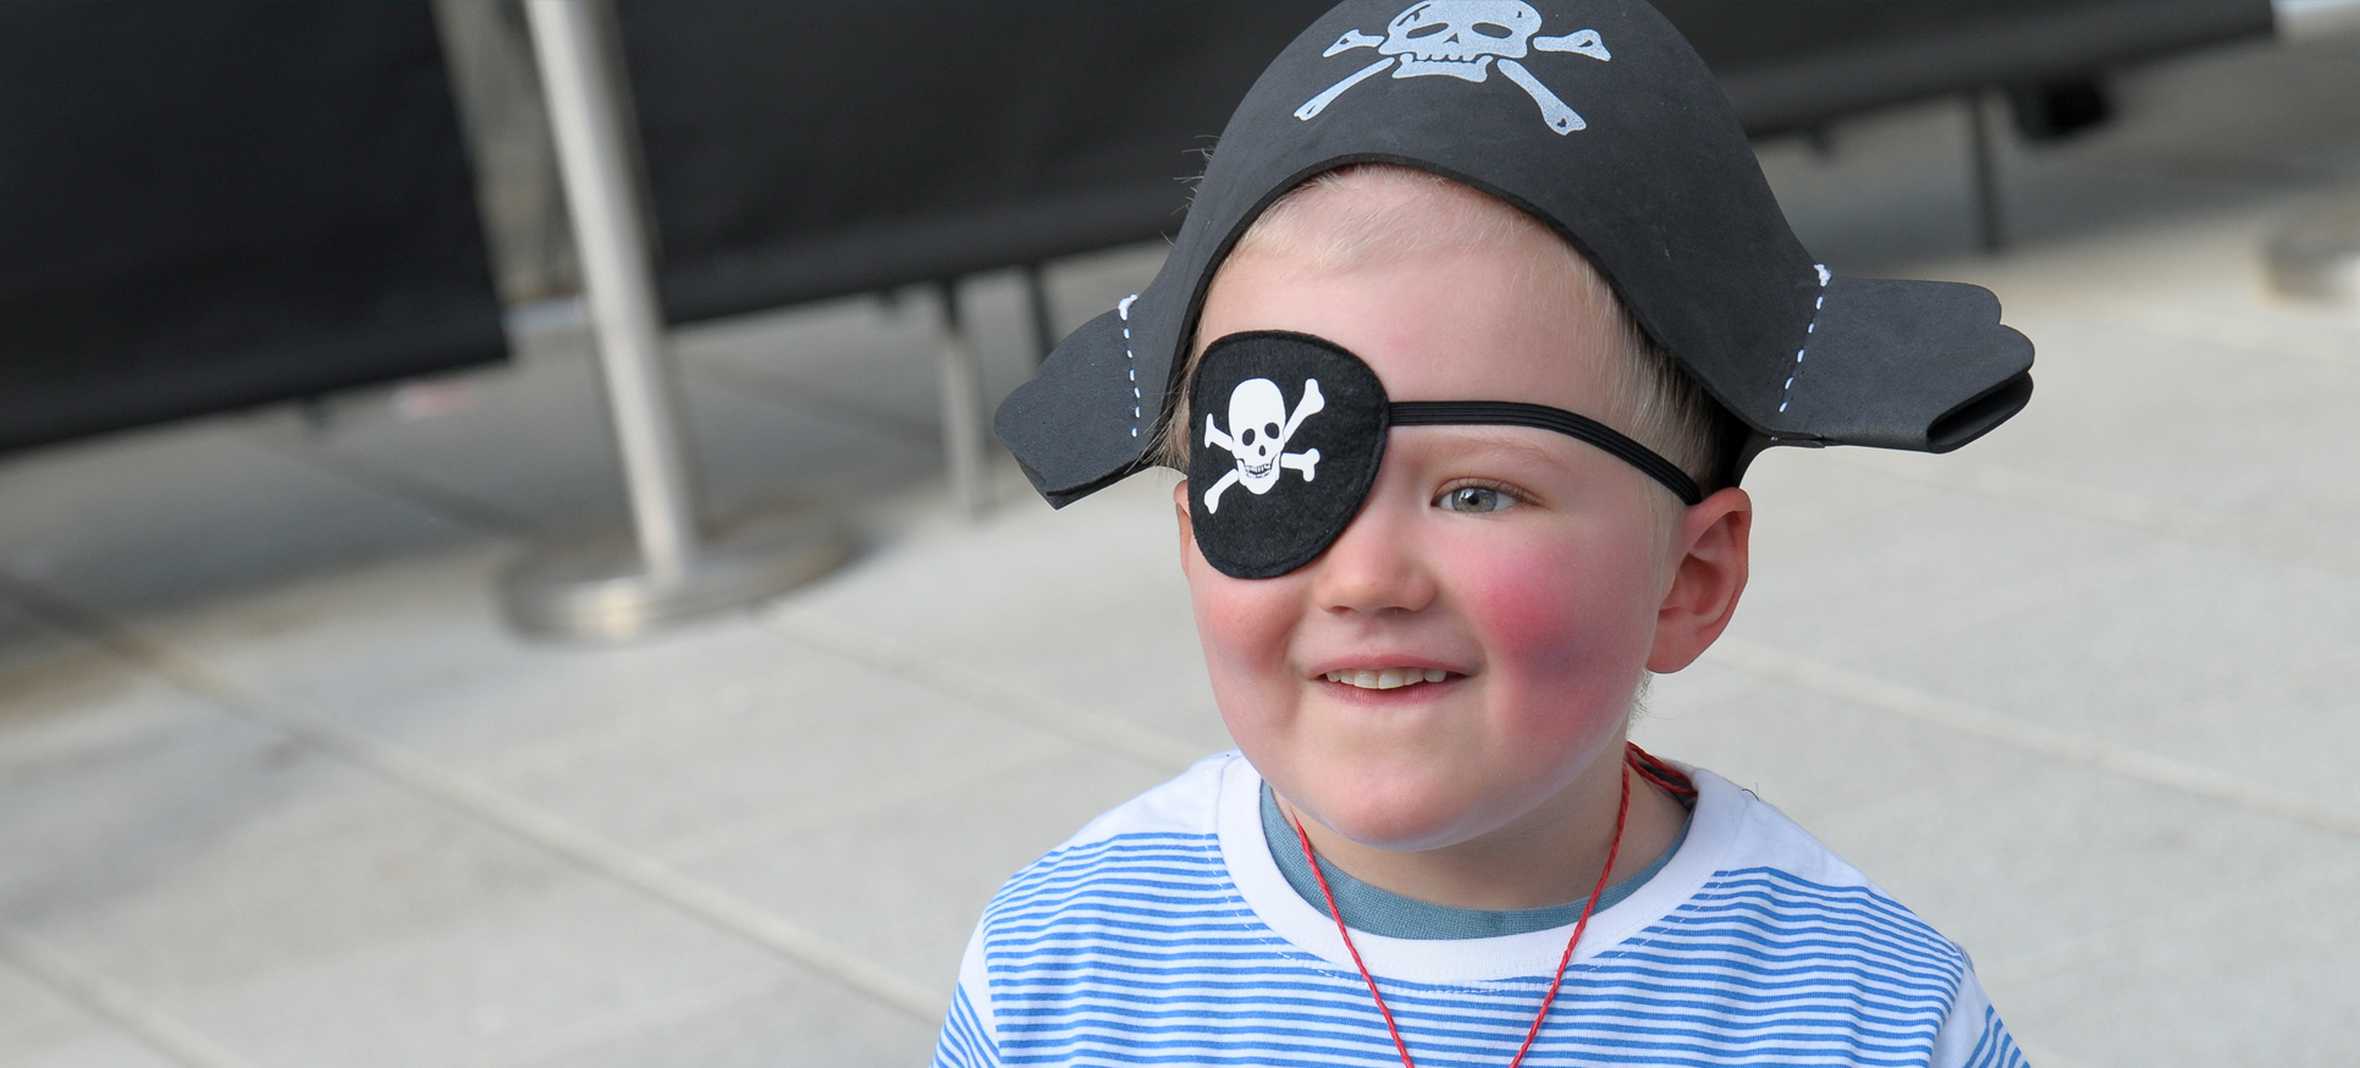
top-left (1454, 533), bottom-right (1654, 719)
top-left (1465, 553), bottom-right (1584, 656)
top-left (1184, 570), bottom-right (1300, 683)
top-left (1454, 536), bottom-right (1615, 650)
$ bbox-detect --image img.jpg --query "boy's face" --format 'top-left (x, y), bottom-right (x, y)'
top-left (1174, 228), bottom-right (1704, 853)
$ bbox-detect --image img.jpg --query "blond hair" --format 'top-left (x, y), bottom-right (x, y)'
top-left (1155, 165), bottom-right (1732, 493)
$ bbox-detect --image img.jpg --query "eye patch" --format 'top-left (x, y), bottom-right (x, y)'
top-left (1188, 330), bottom-right (1701, 579)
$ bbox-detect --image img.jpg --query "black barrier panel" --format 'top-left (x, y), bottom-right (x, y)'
top-left (0, 2), bottom-right (506, 456)
top-left (612, 0), bottom-right (1336, 325)
top-left (613, 0), bottom-right (2270, 332)
top-left (1661, 0), bottom-right (2276, 136)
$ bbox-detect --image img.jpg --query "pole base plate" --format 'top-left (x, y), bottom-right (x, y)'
top-left (499, 507), bottom-right (851, 642)
top-left (2265, 202), bottom-right (2360, 307)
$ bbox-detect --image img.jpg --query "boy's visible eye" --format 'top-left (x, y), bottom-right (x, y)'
top-left (1433, 480), bottom-right (1522, 514)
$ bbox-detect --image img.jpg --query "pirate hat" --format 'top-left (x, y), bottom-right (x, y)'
top-left (996, 0), bottom-right (2035, 510)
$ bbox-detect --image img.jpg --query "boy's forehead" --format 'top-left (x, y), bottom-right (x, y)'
top-left (1389, 424), bottom-right (1600, 477)
top-left (1200, 235), bottom-right (1628, 414)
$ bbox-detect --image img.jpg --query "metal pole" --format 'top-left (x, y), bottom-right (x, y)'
top-left (2260, 1), bottom-right (2360, 307)
top-left (525, 0), bottom-right (701, 577)
top-left (1022, 262), bottom-right (1056, 370)
top-left (502, 0), bottom-right (851, 641)
top-left (2264, 202), bottom-right (2360, 306)
top-left (1965, 90), bottom-right (2007, 255)
top-left (937, 279), bottom-right (990, 516)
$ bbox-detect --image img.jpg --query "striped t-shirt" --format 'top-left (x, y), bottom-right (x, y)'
top-left (934, 750), bottom-right (2025, 1067)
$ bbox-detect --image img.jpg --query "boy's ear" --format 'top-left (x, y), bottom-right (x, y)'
top-left (1648, 486), bottom-right (1752, 673)
top-left (1172, 477), bottom-right (1194, 564)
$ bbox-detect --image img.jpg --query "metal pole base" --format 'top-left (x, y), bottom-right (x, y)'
top-left (2263, 202), bottom-right (2360, 307)
top-left (499, 507), bottom-right (852, 642)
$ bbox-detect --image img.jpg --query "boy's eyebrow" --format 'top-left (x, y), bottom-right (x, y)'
top-left (1392, 426), bottom-right (1584, 470)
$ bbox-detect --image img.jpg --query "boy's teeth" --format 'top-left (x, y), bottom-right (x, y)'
top-left (1324, 668), bottom-right (1453, 690)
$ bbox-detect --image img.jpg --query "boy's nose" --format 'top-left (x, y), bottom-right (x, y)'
top-left (1310, 501), bottom-right (1437, 616)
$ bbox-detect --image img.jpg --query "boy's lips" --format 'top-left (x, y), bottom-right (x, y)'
top-left (1311, 671), bottom-right (1468, 706)
top-left (1303, 655), bottom-right (1473, 698)
top-left (1303, 655), bottom-right (1470, 680)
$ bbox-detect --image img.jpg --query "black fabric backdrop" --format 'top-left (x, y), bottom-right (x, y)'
top-left (0, 1), bottom-right (504, 456)
top-left (612, 2), bottom-right (1323, 324)
top-left (1675, 0), bottom-right (2278, 134)
top-left (615, 0), bottom-right (2273, 327)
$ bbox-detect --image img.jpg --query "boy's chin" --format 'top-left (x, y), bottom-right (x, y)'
top-left (1298, 782), bottom-right (1491, 853)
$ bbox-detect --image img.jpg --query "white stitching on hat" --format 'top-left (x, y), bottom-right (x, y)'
top-left (1777, 265), bottom-right (1832, 414)
top-left (1119, 293), bottom-right (1141, 437)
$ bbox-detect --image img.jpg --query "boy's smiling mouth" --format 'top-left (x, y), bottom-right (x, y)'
top-left (1308, 657), bottom-right (1471, 692)
top-left (1323, 667), bottom-right (1453, 690)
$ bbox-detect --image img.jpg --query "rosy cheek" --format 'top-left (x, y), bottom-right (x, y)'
top-left (1188, 569), bottom-right (1300, 709)
top-left (1456, 531), bottom-right (1651, 741)
top-left (1468, 547), bottom-right (1583, 654)
top-left (1200, 580), bottom-right (1292, 655)
top-left (1462, 538), bottom-right (1591, 658)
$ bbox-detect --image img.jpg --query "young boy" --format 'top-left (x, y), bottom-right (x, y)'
top-left (943, 2), bottom-right (2035, 1064)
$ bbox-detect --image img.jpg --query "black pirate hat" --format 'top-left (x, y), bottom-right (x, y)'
top-left (996, 0), bottom-right (2034, 552)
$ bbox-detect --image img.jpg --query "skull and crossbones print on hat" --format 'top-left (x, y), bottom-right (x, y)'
top-left (995, 0), bottom-right (2036, 520)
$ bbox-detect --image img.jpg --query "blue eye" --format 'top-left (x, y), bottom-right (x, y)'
top-left (1435, 483), bottom-right (1517, 514)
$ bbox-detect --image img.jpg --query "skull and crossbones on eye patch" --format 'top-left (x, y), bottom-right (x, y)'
top-left (1297, 1), bottom-right (1612, 134)
top-left (1202, 377), bottom-right (1325, 513)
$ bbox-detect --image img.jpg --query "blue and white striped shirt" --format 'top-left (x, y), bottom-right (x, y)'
top-left (935, 751), bottom-right (2024, 1067)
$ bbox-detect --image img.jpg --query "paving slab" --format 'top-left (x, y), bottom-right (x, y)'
top-left (677, 744), bottom-right (1180, 1007)
top-left (6, 1032), bottom-right (182, 1068)
top-left (93, 543), bottom-right (533, 718)
top-left (0, 963), bottom-right (167, 1068)
top-left (377, 629), bottom-right (1082, 862)
top-left (1999, 862), bottom-right (2360, 1068)
top-left (496, 966), bottom-right (936, 1068)
top-left (1631, 665), bottom-right (2360, 1068)
top-left (0, 692), bottom-right (888, 1068)
top-left (1732, 455), bottom-right (2170, 666)
top-left (1797, 534), bottom-right (2360, 825)
top-left (0, 426), bottom-right (476, 626)
top-left (766, 469), bottom-right (1236, 767)
top-left (1890, 304), bottom-right (2360, 537)
top-left (0, 598), bottom-right (190, 779)
top-left (293, 345), bottom-right (937, 538)
top-left (167, 874), bottom-right (801, 1068)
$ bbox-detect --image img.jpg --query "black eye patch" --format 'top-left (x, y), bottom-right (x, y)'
top-left (1187, 331), bottom-right (1702, 579)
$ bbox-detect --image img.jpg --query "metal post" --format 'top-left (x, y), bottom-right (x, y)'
top-left (526, 0), bottom-right (700, 577)
top-left (2258, 0), bottom-right (2360, 307)
top-left (1022, 262), bottom-right (1056, 370)
top-left (501, 0), bottom-right (848, 641)
top-left (1965, 90), bottom-right (2007, 255)
top-left (937, 279), bottom-right (990, 516)
top-left (2264, 202), bottom-right (2360, 306)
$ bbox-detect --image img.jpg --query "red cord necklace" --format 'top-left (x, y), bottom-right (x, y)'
top-left (1285, 742), bottom-right (1696, 1068)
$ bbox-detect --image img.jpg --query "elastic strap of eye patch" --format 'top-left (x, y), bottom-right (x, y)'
top-left (1390, 401), bottom-right (1705, 506)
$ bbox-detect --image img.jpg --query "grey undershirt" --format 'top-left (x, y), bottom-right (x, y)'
top-left (1260, 779), bottom-right (1691, 939)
